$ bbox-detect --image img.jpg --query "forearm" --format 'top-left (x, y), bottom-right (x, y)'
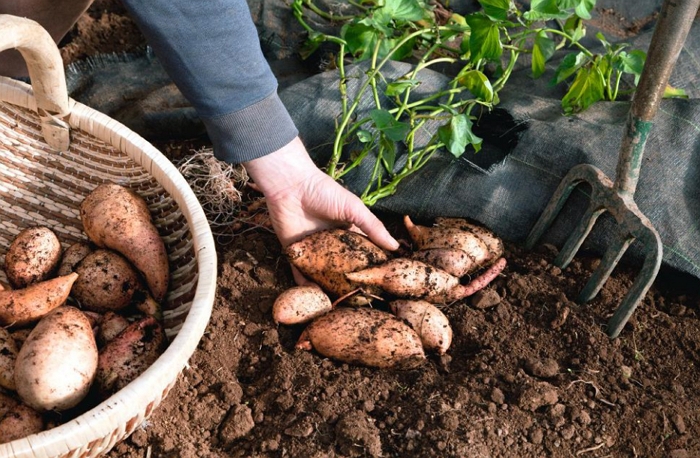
top-left (120, 0), bottom-right (298, 163)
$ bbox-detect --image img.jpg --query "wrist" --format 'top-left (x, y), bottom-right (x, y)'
top-left (242, 137), bottom-right (320, 197)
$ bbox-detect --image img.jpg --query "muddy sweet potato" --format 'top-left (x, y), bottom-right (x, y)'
top-left (435, 217), bottom-right (505, 259)
top-left (0, 403), bottom-right (44, 444)
top-left (272, 285), bottom-right (333, 325)
top-left (345, 258), bottom-right (464, 303)
top-left (56, 241), bottom-right (93, 277)
top-left (4, 226), bottom-right (62, 289)
top-left (97, 311), bottom-right (130, 346)
top-left (346, 257), bottom-right (507, 303)
top-left (0, 272), bottom-right (79, 327)
top-left (390, 299), bottom-right (453, 354)
top-left (14, 306), bottom-right (98, 411)
top-left (284, 229), bottom-right (388, 305)
top-left (80, 183), bottom-right (170, 302)
top-left (71, 249), bottom-right (150, 313)
top-left (404, 215), bottom-right (491, 265)
top-left (296, 307), bottom-right (425, 369)
top-left (411, 247), bottom-right (479, 277)
top-left (95, 315), bottom-right (167, 398)
top-left (0, 327), bottom-right (18, 390)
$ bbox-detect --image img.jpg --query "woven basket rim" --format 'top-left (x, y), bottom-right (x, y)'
top-left (0, 76), bottom-right (217, 458)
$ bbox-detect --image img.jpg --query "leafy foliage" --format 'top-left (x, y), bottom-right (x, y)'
top-left (292, 0), bottom-right (650, 205)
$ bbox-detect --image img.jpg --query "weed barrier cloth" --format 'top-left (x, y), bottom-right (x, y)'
top-left (279, 18), bottom-right (700, 280)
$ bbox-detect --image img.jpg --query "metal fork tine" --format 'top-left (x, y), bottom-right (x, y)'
top-left (554, 203), bottom-right (605, 269)
top-left (607, 234), bottom-right (663, 338)
top-left (525, 170), bottom-right (584, 251)
top-left (578, 234), bottom-right (634, 303)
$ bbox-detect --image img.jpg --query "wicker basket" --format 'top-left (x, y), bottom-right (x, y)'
top-left (0, 15), bottom-right (216, 457)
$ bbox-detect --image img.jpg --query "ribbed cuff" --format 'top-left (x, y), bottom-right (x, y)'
top-left (201, 91), bottom-right (299, 164)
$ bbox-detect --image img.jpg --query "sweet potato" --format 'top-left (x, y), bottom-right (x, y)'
top-left (4, 226), bottom-right (62, 289)
top-left (0, 403), bottom-right (44, 444)
top-left (284, 229), bottom-right (388, 305)
top-left (296, 307), bottom-right (425, 369)
top-left (390, 299), bottom-right (453, 354)
top-left (0, 272), bottom-right (79, 327)
top-left (80, 183), bottom-right (170, 302)
top-left (14, 306), bottom-right (98, 411)
top-left (95, 315), bottom-right (167, 398)
top-left (346, 257), bottom-right (507, 303)
top-left (435, 217), bottom-right (505, 259)
top-left (71, 249), bottom-right (148, 313)
top-left (404, 215), bottom-right (491, 265)
top-left (56, 241), bottom-right (93, 277)
top-left (0, 327), bottom-right (18, 390)
top-left (411, 248), bottom-right (479, 277)
top-left (97, 311), bottom-right (130, 345)
top-left (345, 258), bottom-right (463, 303)
top-left (0, 391), bottom-right (18, 418)
top-left (272, 285), bottom-right (333, 325)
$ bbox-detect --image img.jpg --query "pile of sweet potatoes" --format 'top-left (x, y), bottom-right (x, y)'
top-left (0, 183), bottom-right (169, 444)
top-left (275, 216), bottom-right (507, 369)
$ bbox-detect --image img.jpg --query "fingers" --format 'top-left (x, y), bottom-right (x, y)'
top-left (343, 196), bottom-right (400, 252)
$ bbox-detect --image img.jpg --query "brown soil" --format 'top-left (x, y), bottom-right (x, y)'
top-left (53, 2), bottom-right (700, 457)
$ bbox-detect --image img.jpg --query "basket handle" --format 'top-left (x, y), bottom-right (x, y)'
top-left (0, 14), bottom-right (70, 151)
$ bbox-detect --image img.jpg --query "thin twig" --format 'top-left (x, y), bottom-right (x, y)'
top-left (576, 443), bottom-right (605, 455)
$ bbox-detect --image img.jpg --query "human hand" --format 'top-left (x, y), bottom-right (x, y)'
top-left (243, 137), bottom-right (399, 284)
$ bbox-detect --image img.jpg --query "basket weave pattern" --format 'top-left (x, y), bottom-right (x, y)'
top-left (0, 75), bottom-right (215, 457)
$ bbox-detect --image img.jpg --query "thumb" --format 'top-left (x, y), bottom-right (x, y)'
top-left (344, 198), bottom-right (399, 252)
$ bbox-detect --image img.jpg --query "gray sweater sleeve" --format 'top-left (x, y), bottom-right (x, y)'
top-left (119, 0), bottom-right (299, 164)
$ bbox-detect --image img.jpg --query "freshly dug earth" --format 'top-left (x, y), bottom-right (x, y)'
top-left (50, 2), bottom-right (700, 457)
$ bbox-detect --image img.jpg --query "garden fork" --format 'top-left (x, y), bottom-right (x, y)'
top-left (525, 0), bottom-right (700, 338)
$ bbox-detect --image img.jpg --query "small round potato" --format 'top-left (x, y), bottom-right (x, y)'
top-left (72, 249), bottom-right (143, 313)
top-left (56, 241), bottom-right (93, 277)
top-left (272, 285), bottom-right (333, 325)
top-left (14, 306), bottom-right (98, 412)
top-left (390, 299), bottom-right (453, 354)
top-left (4, 226), bottom-right (62, 289)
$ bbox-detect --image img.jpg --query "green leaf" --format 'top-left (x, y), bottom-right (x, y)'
top-left (438, 114), bottom-right (482, 157)
top-left (386, 79), bottom-right (421, 97)
top-left (550, 51), bottom-right (588, 85)
top-left (358, 13), bottom-right (393, 37)
top-left (357, 129), bottom-right (373, 143)
top-left (370, 109), bottom-right (410, 142)
top-left (563, 16), bottom-right (585, 43)
top-left (664, 86), bottom-right (688, 99)
top-left (457, 70), bottom-right (494, 103)
top-left (477, 0), bottom-right (511, 21)
top-left (383, 0), bottom-right (425, 22)
top-left (557, 0), bottom-right (595, 19)
top-left (524, 0), bottom-right (570, 20)
top-left (618, 49), bottom-right (645, 84)
top-left (341, 23), bottom-right (380, 60)
top-left (573, 0), bottom-right (595, 20)
top-left (532, 30), bottom-right (556, 78)
top-left (384, 35), bottom-right (416, 61)
top-left (341, 22), bottom-right (415, 61)
top-left (561, 64), bottom-right (605, 114)
top-left (466, 13), bottom-right (503, 62)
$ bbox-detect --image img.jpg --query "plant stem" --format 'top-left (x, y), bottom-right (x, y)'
top-left (302, 0), bottom-right (355, 22)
